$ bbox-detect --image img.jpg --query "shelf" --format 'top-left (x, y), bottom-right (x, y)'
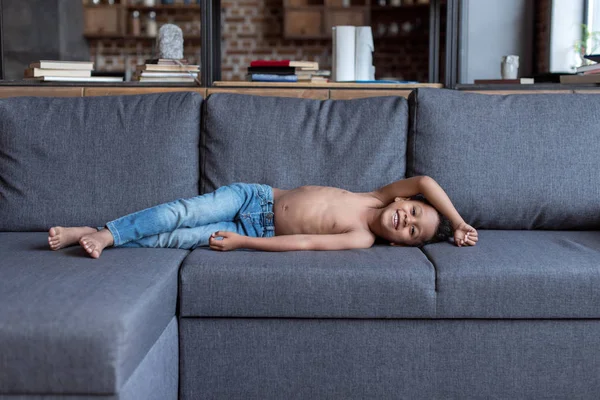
top-left (84, 33), bottom-right (200, 41)
top-left (213, 81), bottom-right (443, 89)
top-left (84, 4), bottom-right (200, 10)
top-left (285, 5), bottom-right (324, 9)
top-left (125, 5), bottom-right (200, 11)
top-left (370, 4), bottom-right (430, 10)
top-left (285, 5), bottom-right (371, 9)
top-left (374, 31), bottom-right (425, 39)
top-left (285, 34), bottom-right (330, 40)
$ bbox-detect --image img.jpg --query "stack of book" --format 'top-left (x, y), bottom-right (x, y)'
top-left (473, 78), bottom-right (534, 84)
top-left (560, 55), bottom-right (600, 84)
top-left (133, 59), bottom-right (200, 83)
top-left (24, 60), bottom-right (123, 83)
top-left (247, 60), bottom-right (325, 83)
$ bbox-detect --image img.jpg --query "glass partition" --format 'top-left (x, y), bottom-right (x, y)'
top-left (219, 0), bottom-right (447, 83)
top-left (0, 0), bottom-right (202, 83)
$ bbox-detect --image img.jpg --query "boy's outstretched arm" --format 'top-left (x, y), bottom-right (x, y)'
top-left (209, 231), bottom-right (374, 252)
top-left (371, 176), bottom-right (424, 203)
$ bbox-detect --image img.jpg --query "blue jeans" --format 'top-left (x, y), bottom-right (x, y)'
top-left (105, 183), bottom-right (275, 249)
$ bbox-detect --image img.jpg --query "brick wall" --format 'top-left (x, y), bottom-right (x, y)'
top-left (221, 0), bottom-right (432, 81)
top-left (222, 0), bottom-right (330, 80)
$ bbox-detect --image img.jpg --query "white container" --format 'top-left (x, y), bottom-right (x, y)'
top-left (501, 55), bottom-right (519, 79)
top-left (146, 11), bottom-right (157, 37)
top-left (144, 0), bottom-right (155, 6)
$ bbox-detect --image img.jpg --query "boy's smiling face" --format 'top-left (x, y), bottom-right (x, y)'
top-left (381, 198), bottom-right (439, 246)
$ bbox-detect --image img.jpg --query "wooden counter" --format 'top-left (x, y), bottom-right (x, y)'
top-left (0, 81), bottom-right (598, 99)
top-left (0, 80), bottom-right (442, 100)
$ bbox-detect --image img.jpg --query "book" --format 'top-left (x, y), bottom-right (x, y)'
top-left (559, 74), bottom-right (600, 84)
top-left (138, 64), bottom-right (199, 72)
top-left (583, 54), bottom-right (600, 63)
top-left (576, 63), bottom-right (600, 73)
top-left (25, 76), bottom-right (123, 82)
top-left (29, 60), bottom-right (94, 70)
top-left (473, 78), bottom-right (534, 84)
top-left (296, 71), bottom-right (314, 81)
top-left (247, 73), bottom-right (298, 82)
top-left (24, 68), bottom-right (92, 78)
top-left (250, 60), bottom-right (318, 71)
top-left (247, 66), bottom-right (297, 75)
top-left (313, 70), bottom-right (331, 77)
top-left (145, 58), bottom-right (189, 65)
top-left (138, 72), bottom-right (198, 78)
top-left (138, 77), bottom-right (196, 82)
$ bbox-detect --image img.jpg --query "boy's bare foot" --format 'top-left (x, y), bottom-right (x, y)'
top-left (48, 226), bottom-right (97, 250)
top-left (79, 229), bottom-right (115, 259)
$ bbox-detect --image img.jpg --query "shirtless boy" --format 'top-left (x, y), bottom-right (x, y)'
top-left (48, 176), bottom-right (478, 258)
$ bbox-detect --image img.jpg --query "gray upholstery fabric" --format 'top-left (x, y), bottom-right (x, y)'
top-left (179, 246), bottom-right (435, 318)
top-left (407, 88), bottom-right (600, 229)
top-left (201, 93), bottom-right (408, 193)
top-left (0, 93), bottom-right (202, 231)
top-left (0, 233), bottom-right (186, 394)
top-left (2, 318), bottom-right (178, 400)
top-left (180, 318), bottom-right (600, 400)
top-left (119, 317), bottom-right (178, 400)
top-left (423, 230), bottom-right (600, 318)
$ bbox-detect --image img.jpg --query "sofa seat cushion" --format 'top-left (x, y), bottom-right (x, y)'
top-left (179, 246), bottom-right (436, 318)
top-left (201, 93), bottom-right (408, 194)
top-left (0, 233), bottom-right (187, 395)
top-left (424, 230), bottom-right (600, 318)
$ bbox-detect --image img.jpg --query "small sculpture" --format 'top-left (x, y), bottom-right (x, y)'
top-left (157, 24), bottom-right (184, 60)
top-left (501, 55), bottom-right (519, 80)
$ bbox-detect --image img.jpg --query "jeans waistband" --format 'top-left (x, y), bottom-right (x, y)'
top-left (253, 184), bottom-right (275, 237)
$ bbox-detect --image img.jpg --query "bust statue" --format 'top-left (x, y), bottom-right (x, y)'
top-left (157, 24), bottom-right (184, 60)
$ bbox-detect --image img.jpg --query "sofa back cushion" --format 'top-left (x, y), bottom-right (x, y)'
top-left (407, 88), bottom-right (600, 229)
top-left (201, 93), bottom-right (408, 193)
top-left (0, 92), bottom-right (202, 231)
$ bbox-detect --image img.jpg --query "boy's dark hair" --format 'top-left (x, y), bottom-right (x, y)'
top-left (410, 194), bottom-right (453, 246)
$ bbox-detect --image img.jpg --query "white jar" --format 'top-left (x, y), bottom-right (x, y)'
top-left (501, 55), bottom-right (519, 79)
top-left (146, 11), bottom-right (158, 37)
top-left (144, 0), bottom-right (155, 6)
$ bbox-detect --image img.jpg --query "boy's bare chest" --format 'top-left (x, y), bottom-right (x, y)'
top-left (273, 186), bottom-right (380, 235)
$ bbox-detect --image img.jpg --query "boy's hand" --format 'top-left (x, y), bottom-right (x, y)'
top-left (453, 222), bottom-right (478, 247)
top-left (209, 231), bottom-right (244, 251)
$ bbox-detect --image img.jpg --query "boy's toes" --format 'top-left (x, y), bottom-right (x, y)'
top-left (80, 238), bottom-right (91, 252)
top-left (80, 237), bottom-right (102, 259)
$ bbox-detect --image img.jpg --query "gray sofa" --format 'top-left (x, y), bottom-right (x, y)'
top-left (1, 89), bottom-right (599, 399)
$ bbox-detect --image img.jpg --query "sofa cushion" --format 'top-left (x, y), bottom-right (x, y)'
top-left (423, 230), bottom-right (600, 318)
top-left (0, 92), bottom-right (202, 231)
top-left (407, 88), bottom-right (600, 229)
top-left (0, 232), bottom-right (187, 395)
top-left (179, 246), bottom-right (436, 318)
top-left (201, 93), bottom-right (408, 193)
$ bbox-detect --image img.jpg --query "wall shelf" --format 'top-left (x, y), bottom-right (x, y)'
top-left (124, 5), bottom-right (201, 10)
top-left (370, 4), bottom-right (430, 11)
top-left (84, 33), bottom-right (201, 41)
